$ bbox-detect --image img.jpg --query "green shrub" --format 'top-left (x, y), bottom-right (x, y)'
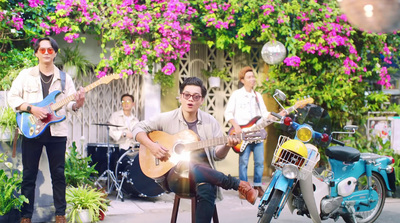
top-left (65, 142), bottom-right (98, 187)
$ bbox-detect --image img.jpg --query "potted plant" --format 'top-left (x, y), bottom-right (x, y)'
top-left (201, 67), bottom-right (231, 88)
top-left (0, 106), bottom-right (17, 142)
top-left (0, 153), bottom-right (29, 223)
top-left (57, 46), bottom-right (94, 79)
top-left (65, 142), bottom-right (98, 187)
top-left (66, 185), bottom-right (109, 223)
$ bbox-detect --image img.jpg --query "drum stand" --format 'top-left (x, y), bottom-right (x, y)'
top-left (94, 125), bottom-right (124, 201)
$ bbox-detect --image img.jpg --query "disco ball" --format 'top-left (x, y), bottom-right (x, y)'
top-left (261, 40), bottom-right (287, 65)
top-left (339, 0), bottom-right (400, 33)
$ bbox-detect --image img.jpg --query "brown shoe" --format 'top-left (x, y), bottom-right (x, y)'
top-left (55, 215), bottom-right (66, 223)
top-left (254, 186), bottom-right (265, 198)
top-left (238, 181), bottom-right (258, 205)
top-left (20, 218), bottom-right (31, 223)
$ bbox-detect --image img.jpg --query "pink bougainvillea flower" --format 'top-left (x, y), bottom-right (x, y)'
top-left (162, 63), bottom-right (176, 75)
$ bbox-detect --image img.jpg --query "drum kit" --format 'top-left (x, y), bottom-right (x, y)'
top-left (90, 123), bottom-right (164, 201)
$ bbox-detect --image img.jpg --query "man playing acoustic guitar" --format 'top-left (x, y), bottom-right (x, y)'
top-left (8, 37), bottom-right (85, 223)
top-left (133, 77), bottom-right (258, 223)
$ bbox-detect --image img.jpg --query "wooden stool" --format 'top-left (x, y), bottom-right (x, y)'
top-left (170, 194), bottom-right (219, 223)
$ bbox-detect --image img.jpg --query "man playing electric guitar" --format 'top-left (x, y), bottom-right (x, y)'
top-left (133, 77), bottom-right (259, 223)
top-left (8, 37), bottom-right (85, 223)
top-left (225, 66), bottom-right (286, 198)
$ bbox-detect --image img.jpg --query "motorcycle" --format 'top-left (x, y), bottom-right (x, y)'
top-left (256, 90), bottom-right (396, 223)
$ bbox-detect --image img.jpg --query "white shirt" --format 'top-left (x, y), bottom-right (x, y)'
top-left (224, 87), bottom-right (269, 125)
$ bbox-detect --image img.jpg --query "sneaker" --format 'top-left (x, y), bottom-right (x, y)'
top-left (254, 186), bottom-right (264, 198)
top-left (20, 218), bottom-right (31, 223)
top-left (55, 215), bottom-right (66, 223)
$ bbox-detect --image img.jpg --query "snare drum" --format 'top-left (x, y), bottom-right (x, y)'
top-left (115, 149), bottom-right (164, 197)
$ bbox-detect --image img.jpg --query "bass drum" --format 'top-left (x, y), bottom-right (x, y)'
top-left (115, 149), bottom-right (164, 197)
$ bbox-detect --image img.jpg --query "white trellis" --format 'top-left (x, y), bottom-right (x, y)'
top-left (67, 43), bottom-right (264, 152)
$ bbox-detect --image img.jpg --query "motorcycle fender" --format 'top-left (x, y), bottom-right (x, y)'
top-left (259, 171), bottom-right (292, 206)
top-left (374, 169), bottom-right (392, 191)
top-left (275, 173), bottom-right (294, 192)
top-left (299, 175), bottom-right (325, 223)
top-left (260, 171), bottom-right (280, 204)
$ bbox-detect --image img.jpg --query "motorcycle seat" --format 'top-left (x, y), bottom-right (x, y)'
top-left (325, 146), bottom-right (360, 163)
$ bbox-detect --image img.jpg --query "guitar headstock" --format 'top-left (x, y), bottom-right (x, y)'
top-left (293, 97), bottom-right (314, 109)
top-left (242, 129), bottom-right (267, 143)
top-left (99, 73), bottom-right (120, 84)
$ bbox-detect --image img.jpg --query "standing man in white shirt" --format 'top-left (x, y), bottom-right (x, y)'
top-left (224, 66), bottom-right (270, 198)
top-left (108, 93), bottom-right (139, 153)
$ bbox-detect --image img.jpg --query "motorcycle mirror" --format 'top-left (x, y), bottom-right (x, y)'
top-left (343, 125), bottom-right (358, 131)
top-left (332, 125), bottom-right (358, 135)
top-left (273, 89), bottom-right (287, 101)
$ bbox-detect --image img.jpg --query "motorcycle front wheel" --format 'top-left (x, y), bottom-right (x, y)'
top-left (257, 189), bottom-right (283, 223)
top-left (342, 172), bottom-right (386, 223)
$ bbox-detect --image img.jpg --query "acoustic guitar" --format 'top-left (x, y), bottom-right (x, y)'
top-left (139, 129), bottom-right (267, 179)
top-left (16, 73), bottom-right (120, 138)
top-left (228, 97), bottom-right (314, 153)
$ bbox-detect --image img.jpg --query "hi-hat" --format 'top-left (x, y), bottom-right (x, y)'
top-left (92, 122), bottom-right (123, 128)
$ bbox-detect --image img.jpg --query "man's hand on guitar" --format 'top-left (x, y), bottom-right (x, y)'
top-left (233, 124), bottom-right (242, 135)
top-left (226, 135), bottom-right (241, 147)
top-left (74, 87), bottom-right (85, 109)
top-left (149, 142), bottom-right (170, 162)
top-left (31, 105), bottom-right (49, 120)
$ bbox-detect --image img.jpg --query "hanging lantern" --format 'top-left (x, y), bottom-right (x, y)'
top-left (338, 0), bottom-right (400, 33)
top-left (261, 40), bottom-right (287, 65)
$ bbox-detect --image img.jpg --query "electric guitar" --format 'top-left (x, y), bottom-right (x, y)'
top-left (16, 73), bottom-right (120, 138)
top-left (228, 97), bottom-right (314, 153)
top-left (139, 129), bottom-right (267, 179)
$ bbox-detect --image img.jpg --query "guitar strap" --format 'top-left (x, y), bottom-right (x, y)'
top-left (254, 91), bottom-right (261, 114)
top-left (60, 70), bottom-right (66, 93)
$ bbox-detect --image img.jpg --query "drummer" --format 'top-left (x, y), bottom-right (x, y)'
top-left (108, 93), bottom-right (140, 154)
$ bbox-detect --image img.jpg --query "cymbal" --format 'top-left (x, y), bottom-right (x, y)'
top-left (92, 122), bottom-right (123, 128)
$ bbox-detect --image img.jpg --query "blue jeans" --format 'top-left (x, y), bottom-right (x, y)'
top-left (239, 142), bottom-right (264, 186)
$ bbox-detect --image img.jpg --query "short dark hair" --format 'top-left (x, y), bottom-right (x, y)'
top-left (121, 93), bottom-right (134, 102)
top-left (179, 77), bottom-right (207, 98)
top-left (33, 37), bottom-right (59, 53)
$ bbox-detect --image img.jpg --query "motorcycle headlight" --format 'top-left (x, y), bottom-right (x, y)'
top-left (296, 126), bottom-right (313, 142)
top-left (282, 164), bottom-right (299, 179)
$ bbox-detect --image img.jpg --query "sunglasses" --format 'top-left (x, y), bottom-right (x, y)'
top-left (181, 93), bottom-right (202, 101)
top-left (121, 100), bottom-right (132, 104)
top-left (38, 48), bottom-right (54, 54)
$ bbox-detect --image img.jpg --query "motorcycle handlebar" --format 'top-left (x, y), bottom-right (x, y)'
top-left (271, 112), bottom-right (282, 120)
top-left (271, 111), bottom-right (347, 147)
top-left (331, 138), bottom-right (345, 146)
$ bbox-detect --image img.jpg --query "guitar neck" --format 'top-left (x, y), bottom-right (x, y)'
top-left (251, 105), bottom-right (298, 130)
top-left (50, 79), bottom-right (103, 111)
top-left (184, 135), bottom-right (240, 152)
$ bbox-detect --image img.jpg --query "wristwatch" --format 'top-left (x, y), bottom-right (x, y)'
top-left (27, 105), bottom-right (32, 113)
top-left (123, 132), bottom-right (127, 137)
